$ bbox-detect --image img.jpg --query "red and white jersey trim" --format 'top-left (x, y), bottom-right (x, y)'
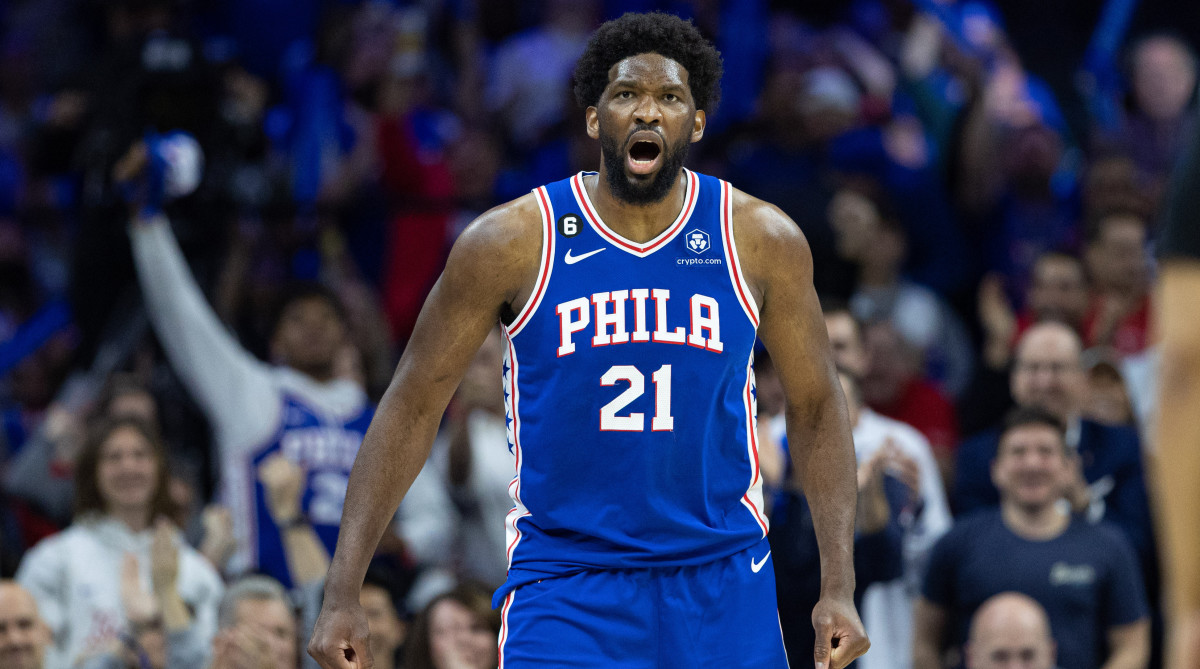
top-left (720, 180), bottom-right (760, 328)
top-left (741, 353), bottom-right (768, 536)
top-left (571, 170), bottom-right (699, 258)
top-left (498, 590), bottom-right (515, 668)
top-left (506, 187), bottom-right (556, 338)
top-left (502, 332), bottom-right (532, 568)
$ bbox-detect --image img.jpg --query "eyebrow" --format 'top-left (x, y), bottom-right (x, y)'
top-left (609, 78), bottom-right (687, 93)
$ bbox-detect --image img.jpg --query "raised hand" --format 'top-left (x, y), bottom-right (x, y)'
top-left (150, 518), bottom-right (179, 595)
top-left (119, 553), bottom-right (159, 626)
top-left (257, 454), bottom-right (305, 525)
top-left (200, 505), bottom-right (237, 570)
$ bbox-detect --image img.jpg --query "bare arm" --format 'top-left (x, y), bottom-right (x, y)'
top-left (913, 597), bottom-right (949, 669)
top-left (258, 454), bottom-right (331, 587)
top-left (129, 216), bottom-right (276, 442)
top-left (308, 196), bottom-right (541, 669)
top-left (1103, 620), bottom-right (1150, 669)
top-left (1155, 262), bottom-right (1200, 669)
top-left (735, 192), bottom-right (866, 669)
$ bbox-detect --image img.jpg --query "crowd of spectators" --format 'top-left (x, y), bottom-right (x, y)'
top-left (0, 0), bottom-right (1195, 667)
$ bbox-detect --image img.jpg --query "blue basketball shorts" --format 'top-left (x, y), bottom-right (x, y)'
top-left (497, 537), bottom-right (789, 668)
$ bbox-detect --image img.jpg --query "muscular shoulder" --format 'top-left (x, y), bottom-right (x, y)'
top-left (728, 188), bottom-right (813, 310)
top-left (445, 193), bottom-right (544, 316)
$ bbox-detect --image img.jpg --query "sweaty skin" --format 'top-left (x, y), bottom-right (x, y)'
top-left (308, 52), bottom-right (866, 669)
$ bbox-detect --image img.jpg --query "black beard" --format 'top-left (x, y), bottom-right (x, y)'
top-left (600, 125), bottom-right (690, 205)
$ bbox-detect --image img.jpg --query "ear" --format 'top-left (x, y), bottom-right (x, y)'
top-left (586, 107), bottom-right (600, 140)
top-left (989, 456), bottom-right (1003, 490)
top-left (691, 110), bottom-right (706, 143)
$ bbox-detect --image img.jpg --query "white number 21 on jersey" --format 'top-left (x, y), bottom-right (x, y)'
top-left (599, 364), bottom-right (673, 432)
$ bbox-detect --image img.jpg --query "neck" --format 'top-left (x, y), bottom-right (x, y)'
top-left (109, 506), bottom-right (151, 533)
top-left (1001, 499), bottom-right (1069, 540)
top-left (587, 170), bottom-right (688, 243)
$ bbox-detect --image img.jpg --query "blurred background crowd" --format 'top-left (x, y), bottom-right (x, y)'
top-left (0, 0), bottom-right (1197, 667)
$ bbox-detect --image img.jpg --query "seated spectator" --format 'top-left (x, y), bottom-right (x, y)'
top-left (6, 373), bottom-right (163, 535)
top-left (1081, 350), bottom-right (1137, 427)
top-left (829, 178), bottom-right (974, 397)
top-left (212, 576), bottom-right (298, 669)
top-left (404, 582), bottom-right (499, 669)
top-left (953, 322), bottom-right (1155, 574)
top-left (915, 407), bottom-right (1150, 669)
top-left (848, 388), bottom-right (953, 669)
top-left (0, 580), bottom-right (51, 669)
top-left (860, 321), bottom-right (959, 487)
top-left (16, 417), bottom-right (223, 668)
top-left (359, 562), bottom-right (409, 669)
top-left (978, 252), bottom-right (1090, 365)
top-left (965, 592), bottom-right (1056, 669)
top-left (823, 301), bottom-right (870, 377)
top-left (1082, 210), bottom-right (1152, 356)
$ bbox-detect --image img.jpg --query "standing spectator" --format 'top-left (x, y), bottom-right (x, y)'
top-left (965, 252), bottom-right (1090, 434)
top-left (965, 592), bottom-right (1057, 669)
top-left (485, 0), bottom-right (596, 149)
top-left (915, 408), bottom-right (1149, 669)
top-left (122, 139), bottom-right (375, 587)
top-left (1082, 210), bottom-right (1152, 356)
top-left (0, 580), bottom-right (52, 669)
top-left (829, 179), bottom-right (974, 397)
top-left (16, 417), bottom-right (223, 668)
top-left (981, 251), bottom-right (1091, 361)
top-left (1095, 34), bottom-right (1197, 206)
top-left (957, 57), bottom-right (1079, 291)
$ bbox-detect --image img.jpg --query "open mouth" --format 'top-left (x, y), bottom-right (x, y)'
top-left (626, 135), bottom-right (663, 175)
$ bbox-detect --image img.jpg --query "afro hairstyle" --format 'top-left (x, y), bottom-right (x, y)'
top-left (572, 12), bottom-right (723, 114)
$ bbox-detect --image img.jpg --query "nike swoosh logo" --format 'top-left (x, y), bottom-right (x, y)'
top-left (751, 551), bottom-right (771, 573)
top-left (564, 248), bottom-right (606, 264)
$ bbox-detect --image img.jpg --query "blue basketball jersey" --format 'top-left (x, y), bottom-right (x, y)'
top-left (495, 169), bottom-right (765, 604)
top-left (246, 393), bottom-right (374, 588)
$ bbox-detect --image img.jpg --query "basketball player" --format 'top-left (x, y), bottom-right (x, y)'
top-left (309, 12), bottom-right (867, 668)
